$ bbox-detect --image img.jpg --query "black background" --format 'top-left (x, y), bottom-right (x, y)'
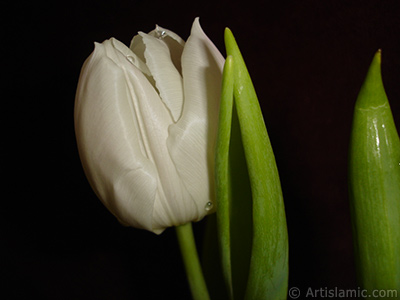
top-left (4, 0), bottom-right (400, 299)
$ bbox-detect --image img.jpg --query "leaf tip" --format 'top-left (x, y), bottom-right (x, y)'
top-left (224, 27), bottom-right (233, 37)
top-left (373, 48), bottom-right (382, 65)
top-left (355, 49), bottom-right (388, 110)
top-left (224, 28), bottom-right (238, 56)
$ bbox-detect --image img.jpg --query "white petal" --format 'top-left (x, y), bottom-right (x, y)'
top-left (139, 32), bottom-right (184, 122)
top-left (129, 35), bottom-right (152, 76)
top-left (148, 25), bottom-right (185, 74)
top-left (167, 18), bottom-right (225, 218)
top-left (75, 39), bottom-right (178, 233)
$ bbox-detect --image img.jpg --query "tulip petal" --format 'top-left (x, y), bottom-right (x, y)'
top-left (75, 40), bottom-right (154, 231)
top-left (75, 38), bottom-right (192, 233)
top-left (167, 18), bottom-right (225, 217)
top-left (148, 25), bottom-right (185, 74)
top-left (132, 31), bottom-right (184, 122)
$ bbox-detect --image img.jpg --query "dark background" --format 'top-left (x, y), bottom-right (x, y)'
top-left (4, 0), bottom-right (400, 299)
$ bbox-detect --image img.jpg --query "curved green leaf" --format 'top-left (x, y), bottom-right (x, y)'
top-left (215, 55), bottom-right (253, 300)
top-left (349, 50), bottom-right (400, 296)
top-left (224, 28), bottom-right (289, 300)
top-left (215, 55), bottom-right (235, 299)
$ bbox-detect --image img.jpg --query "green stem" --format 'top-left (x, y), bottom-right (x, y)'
top-left (176, 223), bottom-right (210, 300)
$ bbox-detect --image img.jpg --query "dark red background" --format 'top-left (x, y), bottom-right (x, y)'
top-left (4, 0), bottom-right (400, 299)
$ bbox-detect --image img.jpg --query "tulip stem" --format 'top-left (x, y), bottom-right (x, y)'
top-left (176, 223), bottom-right (210, 300)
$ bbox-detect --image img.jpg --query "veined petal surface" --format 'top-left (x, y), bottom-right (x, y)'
top-left (139, 32), bottom-right (184, 122)
top-left (76, 39), bottom-right (191, 233)
top-left (168, 18), bottom-right (225, 214)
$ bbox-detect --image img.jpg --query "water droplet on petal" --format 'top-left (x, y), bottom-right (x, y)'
top-left (126, 55), bottom-right (135, 64)
top-left (155, 30), bottom-right (167, 39)
top-left (205, 202), bottom-right (213, 211)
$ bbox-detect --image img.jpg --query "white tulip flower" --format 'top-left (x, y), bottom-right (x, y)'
top-left (75, 18), bottom-right (224, 234)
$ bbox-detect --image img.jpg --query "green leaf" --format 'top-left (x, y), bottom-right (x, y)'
top-left (224, 28), bottom-right (289, 300)
top-left (349, 50), bottom-right (400, 295)
top-left (215, 55), bottom-right (235, 299)
top-left (215, 55), bottom-right (253, 300)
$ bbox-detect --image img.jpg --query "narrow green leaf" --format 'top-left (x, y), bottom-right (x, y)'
top-left (215, 55), bottom-right (235, 300)
top-left (215, 55), bottom-right (253, 300)
top-left (224, 28), bottom-right (289, 300)
top-left (349, 50), bottom-right (400, 296)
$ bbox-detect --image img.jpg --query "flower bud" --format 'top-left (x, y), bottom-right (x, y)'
top-left (75, 18), bottom-right (224, 234)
